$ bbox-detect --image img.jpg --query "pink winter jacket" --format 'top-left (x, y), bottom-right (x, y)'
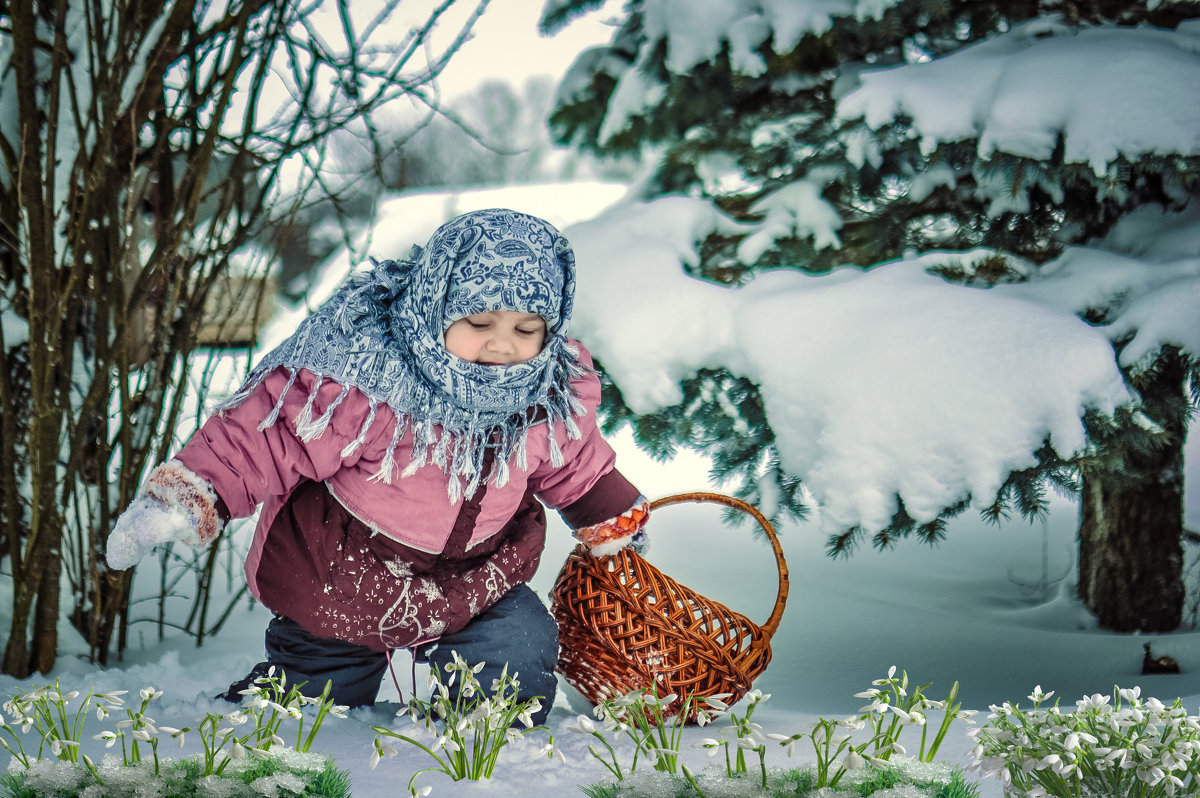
top-left (162, 342), bottom-right (646, 651)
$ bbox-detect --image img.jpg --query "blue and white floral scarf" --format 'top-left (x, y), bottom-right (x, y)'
top-left (218, 209), bottom-right (588, 502)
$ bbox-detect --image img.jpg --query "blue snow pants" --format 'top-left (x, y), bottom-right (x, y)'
top-left (218, 583), bottom-right (559, 724)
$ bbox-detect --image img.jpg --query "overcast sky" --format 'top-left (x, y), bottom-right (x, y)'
top-left (432, 0), bottom-right (623, 98)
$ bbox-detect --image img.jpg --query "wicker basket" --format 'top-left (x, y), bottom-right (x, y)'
top-left (551, 492), bottom-right (789, 722)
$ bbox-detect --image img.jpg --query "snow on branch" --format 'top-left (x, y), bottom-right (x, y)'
top-left (836, 21), bottom-right (1200, 175)
top-left (567, 197), bottom-right (1134, 536)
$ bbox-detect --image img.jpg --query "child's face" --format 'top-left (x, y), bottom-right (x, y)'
top-left (444, 310), bottom-right (547, 366)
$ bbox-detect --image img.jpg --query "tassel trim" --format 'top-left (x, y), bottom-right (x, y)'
top-left (219, 341), bottom-right (592, 502)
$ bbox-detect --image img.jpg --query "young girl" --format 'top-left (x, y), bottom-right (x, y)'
top-left (106, 209), bottom-right (649, 722)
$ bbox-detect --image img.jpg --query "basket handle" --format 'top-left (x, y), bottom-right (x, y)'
top-left (647, 492), bottom-right (790, 639)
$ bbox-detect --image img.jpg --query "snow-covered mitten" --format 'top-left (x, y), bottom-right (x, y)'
top-left (574, 497), bottom-right (651, 557)
top-left (106, 496), bottom-right (197, 569)
top-left (105, 459), bottom-right (224, 569)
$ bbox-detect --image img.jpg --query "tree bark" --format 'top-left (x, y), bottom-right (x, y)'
top-left (1077, 353), bottom-right (1188, 632)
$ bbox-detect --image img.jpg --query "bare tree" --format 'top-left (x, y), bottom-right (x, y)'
top-left (0, 0), bottom-right (490, 677)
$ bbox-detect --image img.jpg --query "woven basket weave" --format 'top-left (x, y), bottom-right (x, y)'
top-left (551, 492), bottom-right (789, 722)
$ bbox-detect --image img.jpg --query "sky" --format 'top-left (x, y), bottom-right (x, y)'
top-left (419, 0), bottom-right (625, 100)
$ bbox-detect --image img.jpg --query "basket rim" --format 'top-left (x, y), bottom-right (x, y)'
top-left (647, 492), bottom-right (790, 638)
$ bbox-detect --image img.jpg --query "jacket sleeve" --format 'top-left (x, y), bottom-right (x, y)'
top-left (529, 344), bottom-right (650, 554)
top-left (141, 367), bottom-right (388, 545)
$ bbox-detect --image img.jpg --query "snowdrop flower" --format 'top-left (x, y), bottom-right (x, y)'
top-left (842, 749), bottom-right (865, 770)
top-left (139, 686), bottom-right (163, 702)
top-left (410, 787), bottom-right (432, 797)
top-left (537, 738), bottom-right (567, 763)
top-left (369, 741), bottom-right (398, 770)
top-left (1028, 686), bottom-right (1054, 703)
top-left (93, 731), bottom-right (120, 748)
top-left (1119, 686), bottom-right (1142, 702)
top-left (132, 729), bottom-right (152, 742)
top-left (159, 726), bottom-right (186, 748)
top-left (517, 698), bottom-right (542, 728)
top-left (1138, 764), bottom-right (1166, 784)
top-left (704, 695), bottom-right (730, 711)
top-left (48, 738), bottom-right (78, 756)
top-left (693, 737), bottom-right (722, 756)
top-left (1077, 693), bottom-right (1111, 711)
top-left (859, 698), bottom-right (889, 715)
top-left (566, 715), bottom-right (595, 734)
top-left (230, 740), bottom-right (247, 760)
top-left (767, 732), bottom-right (797, 757)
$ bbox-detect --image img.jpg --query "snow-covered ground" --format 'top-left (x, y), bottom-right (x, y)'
top-left (3, 428), bottom-right (1198, 797)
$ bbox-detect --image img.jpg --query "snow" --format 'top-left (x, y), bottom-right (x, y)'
top-left (837, 22), bottom-right (1200, 174)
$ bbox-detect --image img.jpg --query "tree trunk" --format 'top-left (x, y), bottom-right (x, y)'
top-left (1077, 353), bottom-right (1188, 633)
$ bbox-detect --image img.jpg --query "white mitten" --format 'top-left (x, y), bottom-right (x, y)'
top-left (105, 496), bottom-right (196, 570)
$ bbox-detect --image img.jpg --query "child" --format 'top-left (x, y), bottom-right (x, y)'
top-left (106, 209), bottom-right (649, 722)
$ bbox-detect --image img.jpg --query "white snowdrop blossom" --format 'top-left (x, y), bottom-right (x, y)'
top-left (93, 731), bottom-right (120, 748)
top-left (969, 685), bottom-right (1200, 797)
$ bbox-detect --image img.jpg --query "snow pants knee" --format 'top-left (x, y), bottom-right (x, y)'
top-left (417, 582), bottom-right (559, 725)
top-left (219, 583), bottom-right (558, 722)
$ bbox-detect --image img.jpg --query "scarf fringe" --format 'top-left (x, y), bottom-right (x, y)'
top-left (298, 382), bottom-right (350, 443)
top-left (341, 402), bottom-right (379, 458)
top-left (255, 370), bottom-right (299, 432)
top-left (219, 360), bottom-right (587, 502)
top-left (214, 309), bottom-right (590, 503)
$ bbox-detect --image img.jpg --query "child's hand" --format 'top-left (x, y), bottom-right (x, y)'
top-left (105, 496), bottom-right (197, 569)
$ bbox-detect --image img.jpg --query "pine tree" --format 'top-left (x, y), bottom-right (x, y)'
top-left (542, 0), bottom-right (1200, 631)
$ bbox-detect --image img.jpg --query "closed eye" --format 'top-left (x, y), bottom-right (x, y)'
top-left (516, 327), bottom-right (543, 336)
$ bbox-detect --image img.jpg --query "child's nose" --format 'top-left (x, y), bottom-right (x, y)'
top-left (486, 334), bottom-right (513, 354)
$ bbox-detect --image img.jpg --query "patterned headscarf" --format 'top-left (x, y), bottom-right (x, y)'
top-left (218, 209), bottom-right (587, 502)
